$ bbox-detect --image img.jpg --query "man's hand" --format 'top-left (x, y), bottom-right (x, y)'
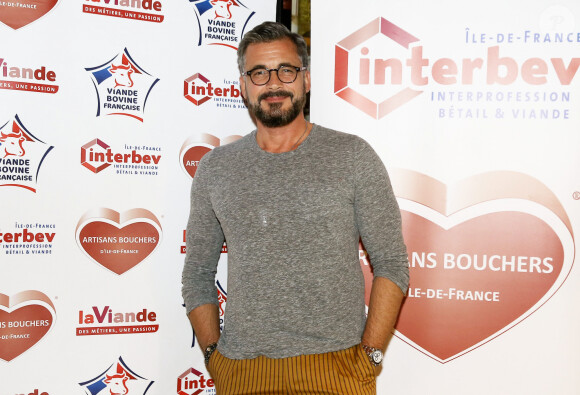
top-left (361, 276), bottom-right (405, 361)
top-left (188, 303), bottom-right (221, 350)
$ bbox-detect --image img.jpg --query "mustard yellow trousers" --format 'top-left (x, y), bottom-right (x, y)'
top-left (207, 344), bottom-right (376, 394)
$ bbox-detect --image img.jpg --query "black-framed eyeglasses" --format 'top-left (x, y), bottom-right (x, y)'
top-left (242, 65), bottom-right (307, 86)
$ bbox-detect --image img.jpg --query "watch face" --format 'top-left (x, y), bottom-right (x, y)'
top-left (372, 350), bottom-right (383, 364)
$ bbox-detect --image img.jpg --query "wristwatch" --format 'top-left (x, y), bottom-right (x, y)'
top-left (204, 342), bottom-right (218, 366)
top-left (362, 344), bottom-right (383, 366)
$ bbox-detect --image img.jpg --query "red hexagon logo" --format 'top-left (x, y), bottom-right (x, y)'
top-left (81, 138), bottom-right (110, 173)
top-left (335, 17), bottom-right (422, 119)
top-left (177, 367), bottom-right (215, 395)
top-left (184, 73), bottom-right (212, 106)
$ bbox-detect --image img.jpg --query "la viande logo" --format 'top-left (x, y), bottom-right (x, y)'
top-left (83, 0), bottom-right (165, 23)
top-left (77, 305), bottom-right (159, 336)
top-left (0, 57), bottom-right (58, 94)
top-left (14, 389), bottom-right (50, 395)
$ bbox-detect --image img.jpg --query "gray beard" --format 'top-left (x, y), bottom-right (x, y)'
top-left (248, 91), bottom-right (306, 128)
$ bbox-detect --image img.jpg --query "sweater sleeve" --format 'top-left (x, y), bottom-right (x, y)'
top-left (181, 152), bottom-right (225, 315)
top-left (353, 138), bottom-right (409, 294)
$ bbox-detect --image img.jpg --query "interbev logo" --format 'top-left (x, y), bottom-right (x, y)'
top-left (177, 367), bottom-right (215, 395)
top-left (81, 138), bottom-right (161, 176)
top-left (1, 222), bottom-right (56, 256)
top-left (335, 17), bottom-right (420, 119)
top-left (183, 73), bottom-right (244, 109)
top-left (335, 17), bottom-right (580, 119)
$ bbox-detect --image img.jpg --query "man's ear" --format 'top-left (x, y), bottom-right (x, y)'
top-left (239, 76), bottom-right (246, 99)
top-left (304, 69), bottom-right (311, 94)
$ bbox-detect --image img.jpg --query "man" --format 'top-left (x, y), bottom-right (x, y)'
top-left (182, 21), bottom-right (409, 394)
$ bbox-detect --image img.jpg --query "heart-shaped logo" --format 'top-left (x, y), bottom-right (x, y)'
top-left (0, 291), bottom-right (56, 362)
top-left (0, 0), bottom-right (59, 30)
top-left (180, 133), bottom-right (241, 179)
top-left (361, 170), bottom-right (574, 363)
top-left (76, 208), bottom-right (162, 275)
top-left (397, 209), bottom-right (568, 362)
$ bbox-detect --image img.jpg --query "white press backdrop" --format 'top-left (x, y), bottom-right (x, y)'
top-left (0, 1), bottom-right (274, 394)
top-left (311, 1), bottom-right (580, 394)
top-left (2, 0), bottom-right (580, 394)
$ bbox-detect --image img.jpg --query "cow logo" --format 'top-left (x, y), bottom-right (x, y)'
top-left (177, 367), bottom-right (215, 394)
top-left (75, 208), bottom-right (162, 275)
top-left (0, 115), bottom-right (53, 192)
top-left (0, 0), bottom-right (59, 30)
top-left (180, 133), bottom-right (241, 178)
top-left (85, 49), bottom-right (159, 122)
top-left (0, 290), bottom-right (56, 362)
top-left (79, 356), bottom-right (154, 394)
top-left (183, 73), bottom-right (245, 109)
top-left (189, 0), bottom-right (255, 49)
top-left (380, 169), bottom-right (575, 363)
top-left (83, 0), bottom-right (165, 23)
top-left (80, 138), bottom-right (161, 176)
top-left (0, 122), bottom-right (31, 158)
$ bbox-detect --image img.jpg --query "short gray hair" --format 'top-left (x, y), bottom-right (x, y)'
top-left (237, 21), bottom-right (309, 74)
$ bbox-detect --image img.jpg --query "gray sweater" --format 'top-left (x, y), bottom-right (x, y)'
top-left (182, 124), bottom-right (409, 359)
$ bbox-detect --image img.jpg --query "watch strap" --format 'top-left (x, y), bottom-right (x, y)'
top-left (204, 342), bottom-right (218, 366)
top-left (361, 344), bottom-right (383, 366)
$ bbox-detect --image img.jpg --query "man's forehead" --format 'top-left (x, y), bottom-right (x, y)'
top-left (244, 38), bottom-right (300, 67)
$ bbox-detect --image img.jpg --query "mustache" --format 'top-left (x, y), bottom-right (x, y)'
top-left (258, 91), bottom-right (293, 102)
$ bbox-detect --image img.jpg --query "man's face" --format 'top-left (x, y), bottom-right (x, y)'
top-left (240, 38), bottom-right (310, 128)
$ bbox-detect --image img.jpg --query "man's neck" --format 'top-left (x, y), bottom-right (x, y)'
top-left (255, 115), bottom-right (311, 153)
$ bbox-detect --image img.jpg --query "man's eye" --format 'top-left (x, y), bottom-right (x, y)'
top-left (280, 67), bottom-right (294, 74)
top-left (252, 69), bottom-right (268, 76)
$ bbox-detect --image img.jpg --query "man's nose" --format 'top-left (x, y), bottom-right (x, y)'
top-left (265, 69), bottom-right (283, 87)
